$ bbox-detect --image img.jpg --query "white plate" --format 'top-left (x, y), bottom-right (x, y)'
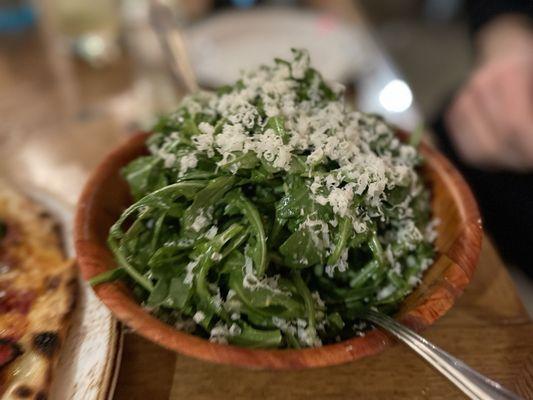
top-left (184, 7), bottom-right (368, 86)
top-left (27, 190), bottom-right (122, 400)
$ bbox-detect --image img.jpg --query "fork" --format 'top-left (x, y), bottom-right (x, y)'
top-left (361, 309), bottom-right (522, 400)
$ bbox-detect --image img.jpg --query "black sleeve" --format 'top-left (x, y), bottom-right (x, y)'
top-left (466, 0), bottom-right (533, 35)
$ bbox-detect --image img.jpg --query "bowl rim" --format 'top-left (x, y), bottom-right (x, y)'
top-left (75, 131), bottom-right (482, 370)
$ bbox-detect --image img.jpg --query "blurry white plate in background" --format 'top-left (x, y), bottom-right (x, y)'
top-left (184, 7), bottom-right (369, 86)
top-left (183, 6), bottom-right (421, 130)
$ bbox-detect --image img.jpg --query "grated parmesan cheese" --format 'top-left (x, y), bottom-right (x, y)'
top-left (193, 311), bottom-right (205, 323)
top-left (209, 323), bottom-right (229, 344)
top-left (184, 260), bottom-right (199, 286)
top-left (179, 153), bottom-right (198, 176)
top-left (204, 226), bottom-right (218, 240)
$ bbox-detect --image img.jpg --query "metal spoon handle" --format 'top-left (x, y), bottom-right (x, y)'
top-left (363, 310), bottom-right (522, 400)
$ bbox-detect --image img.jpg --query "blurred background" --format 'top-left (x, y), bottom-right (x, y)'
top-left (0, 0), bottom-right (531, 311)
top-left (0, 0), bottom-right (468, 130)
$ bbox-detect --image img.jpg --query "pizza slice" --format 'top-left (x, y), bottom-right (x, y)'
top-left (0, 184), bottom-right (76, 399)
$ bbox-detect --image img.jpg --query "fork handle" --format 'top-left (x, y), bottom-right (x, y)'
top-left (363, 310), bottom-right (522, 400)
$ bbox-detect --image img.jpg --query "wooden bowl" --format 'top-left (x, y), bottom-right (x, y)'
top-left (75, 132), bottom-right (482, 369)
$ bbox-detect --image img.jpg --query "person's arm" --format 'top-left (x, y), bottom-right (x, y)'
top-left (445, 7), bottom-right (533, 171)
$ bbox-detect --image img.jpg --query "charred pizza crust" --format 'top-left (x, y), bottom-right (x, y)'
top-left (0, 184), bottom-right (76, 399)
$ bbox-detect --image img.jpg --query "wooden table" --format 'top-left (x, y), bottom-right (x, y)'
top-left (1, 29), bottom-right (532, 400)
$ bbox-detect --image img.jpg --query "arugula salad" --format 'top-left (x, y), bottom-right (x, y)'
top-left (93, 49), bottom-right (435, 348)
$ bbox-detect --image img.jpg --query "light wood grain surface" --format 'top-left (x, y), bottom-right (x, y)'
top-left (1, 29), bottom-right (532, 400)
